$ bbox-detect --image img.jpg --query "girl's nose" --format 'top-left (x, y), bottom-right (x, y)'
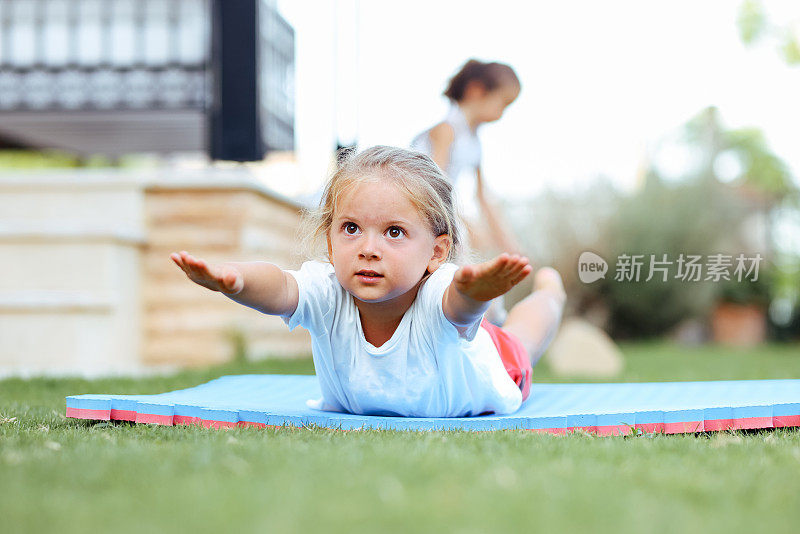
top-left (359, 233), bottom-right (381, 259)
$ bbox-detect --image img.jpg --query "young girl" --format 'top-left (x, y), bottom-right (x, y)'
top-left (411, 59), bottom-right (522, 256)
top-left (170, 146), bottom-right (565, 418)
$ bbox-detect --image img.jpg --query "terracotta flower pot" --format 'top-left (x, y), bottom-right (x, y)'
top-left (711, 301), bottom-right (767, 347)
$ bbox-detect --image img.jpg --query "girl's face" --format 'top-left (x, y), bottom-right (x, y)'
top-left (475, 82), bottom-right (520, 123)
top-left (327, 177), bottom-right (450, 309)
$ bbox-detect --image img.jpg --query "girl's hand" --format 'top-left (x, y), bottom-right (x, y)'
top-left (454, 253), bottom-right (532, 302)
top-left (170, 251), bottom-right (244, 295)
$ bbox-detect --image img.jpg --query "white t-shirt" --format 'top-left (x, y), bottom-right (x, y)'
top-left (282, 261), bottom-right (522, 417)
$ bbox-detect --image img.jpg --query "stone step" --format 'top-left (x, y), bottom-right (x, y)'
top-left (143, 333), bottom-right (230, 366)
top-left (0, 241), bottom-right (140, 293)
top-left (143, 249), bottom-right (297, 279)
top-left (146, 225), bottom-right (240, 249)
top-left (143, 330), bottom-right (311, 365)
top-left (0, 181), bottom-right (144, 231)
top-left (145, 193), bottom-right (248, 225)
top-left (144, 308), bottom-right (288, 334)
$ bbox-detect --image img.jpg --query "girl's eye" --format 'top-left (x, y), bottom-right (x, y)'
top-left (343, 223), bottom-right (359, 235)
top-left (386, 226), bottom-right (405, 239)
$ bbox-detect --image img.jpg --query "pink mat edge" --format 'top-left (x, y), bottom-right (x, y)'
top-left (66, 408), bottom-right (800, 435)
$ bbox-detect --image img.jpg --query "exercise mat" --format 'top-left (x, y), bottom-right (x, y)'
top-left (66, 375), bottom-right (800, 435)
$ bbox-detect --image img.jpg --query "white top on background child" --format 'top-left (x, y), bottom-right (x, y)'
top-left (411, 59), bottom-right (520, 182)
top-left (410, 59), bottom-right (520, 224)
top-left (170, 146), bottom-right (534, 418)
top-left (411, 103), bottom-right (482, 188)
top-left (411, 104), bottom-right (482, 221)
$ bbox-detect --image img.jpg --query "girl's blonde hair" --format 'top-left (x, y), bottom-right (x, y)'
top-left (299, 145), bottom-right (463, 264)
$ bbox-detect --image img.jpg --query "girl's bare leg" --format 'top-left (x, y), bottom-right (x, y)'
top-left (502, 267), bottom-right (566, 367)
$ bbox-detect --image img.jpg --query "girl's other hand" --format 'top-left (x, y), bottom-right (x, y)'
top-left (454, 253), bottom-right (532, 302)
top-left (170, 251), bottom-right (244, 295)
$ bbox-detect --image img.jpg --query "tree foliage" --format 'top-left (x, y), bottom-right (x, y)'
top-left (737, 0), bottom-right (800, 66)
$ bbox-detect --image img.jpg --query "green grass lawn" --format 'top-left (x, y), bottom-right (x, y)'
top-left (2, 342), bottom-right (800, 534)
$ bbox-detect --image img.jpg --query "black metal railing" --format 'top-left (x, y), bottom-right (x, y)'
top-left (0, 0), bottom-right (294, 157)
top-left (0, 0), bottom-right (209, 110)
top-left (259, 2), bottom-right (294, 152)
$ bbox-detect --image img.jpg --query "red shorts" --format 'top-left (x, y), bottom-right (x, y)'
top-left (480, 318), bottom-right (532, 401)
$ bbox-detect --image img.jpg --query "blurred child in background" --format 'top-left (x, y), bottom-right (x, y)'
top-left (412, 59), bottom-right (524, 324)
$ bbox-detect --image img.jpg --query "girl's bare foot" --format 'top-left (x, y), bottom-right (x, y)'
top-left (533, 266), bottom-right (566, 305)
top-left (454, 253), bottom-right (533, 302)
top-left (170, 251), bottom-right (244, 294)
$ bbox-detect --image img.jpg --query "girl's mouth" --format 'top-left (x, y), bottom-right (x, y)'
top-left (356, 270), bottom-right (383, 282)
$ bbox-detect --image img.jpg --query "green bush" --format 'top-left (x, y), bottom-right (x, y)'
top-left (597, 174), bottom-right (749, 338)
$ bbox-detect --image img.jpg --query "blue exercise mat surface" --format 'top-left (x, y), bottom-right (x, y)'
top-left (66, 375), bottom-right (800, 435)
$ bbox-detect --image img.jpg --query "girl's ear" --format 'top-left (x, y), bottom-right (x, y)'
top-left (326, 232), bottom-right (333, 262)
top-left (427, 234), bottom-right (452, 273)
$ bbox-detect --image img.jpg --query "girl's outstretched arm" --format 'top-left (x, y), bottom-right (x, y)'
top-left (443, 253), bottom-right (532, 329)
top-left (170, 251), bottom-right (299, 317)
